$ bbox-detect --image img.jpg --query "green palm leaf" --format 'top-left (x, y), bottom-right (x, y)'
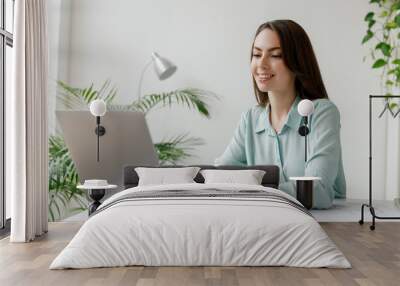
top-left (155, 133), bottom-right (205, 165)
top-left (130, 88), bottom-right (218, 117)
top-left (57, 79), bottom-right (117, 110)
top-left (106, 104), bottom-right (136, 111)
top-left (48, 134), bottom-right (86, 221)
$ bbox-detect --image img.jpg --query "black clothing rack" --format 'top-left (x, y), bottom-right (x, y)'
top-left (359, 95), bottom-right (400, 230)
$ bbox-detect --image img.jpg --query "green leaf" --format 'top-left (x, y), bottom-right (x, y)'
top-left (388, 68), bottom-right (396, 75)
top-left (391, 2), bottom-right (400, 11)
top-left (389, 102), bottom-right (398, 110)
top-left (130, 88), bottom-right (218, 117)
top-left (365, 12), bottom-right (374, 22)
top-left (154, 133), bottom-right (205, 165)
top-left (48, 134), bottom-right (87, 221)
top-left (372, 59), bottom-right (387, 68)
top-left (57, 80), bottom-right (117, 110)
top-left (392, 59), bottom-right (400, 65)
top-left (368, 19), bottom-right (376, 28)
top-left (395, 14), bottom-right (400, 27)
top-left (386, 80), bottom-right (394, 85)
top-left (385, 21), bottom-right (397, 29)
top-left (362, 30), bottom-right (374, 44)
top-left (380, 10), bottom-right (389, 18)
top-left (369, 0), bottom-right (380, 4)
top-left (375, 42), bottom-right (391, 56)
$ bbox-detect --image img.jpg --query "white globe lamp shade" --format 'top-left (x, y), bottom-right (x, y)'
top-left (297, 99), bottom-right (315, 117)
top-left (89, 99), bottom-right (107, 117)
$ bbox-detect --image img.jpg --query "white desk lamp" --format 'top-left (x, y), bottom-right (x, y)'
top-left (89, 99), bottom-right (107, 162)
top-left (137, 52), bottom-right (177, 100)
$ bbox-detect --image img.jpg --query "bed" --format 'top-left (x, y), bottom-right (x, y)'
top-left (50, 165), bottom-right (350, 269)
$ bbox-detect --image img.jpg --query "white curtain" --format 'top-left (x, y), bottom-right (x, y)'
top-left (8, 0), bottom-right (49, 242)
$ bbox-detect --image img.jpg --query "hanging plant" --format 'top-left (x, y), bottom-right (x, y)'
top-left (362, 0), bottom-right (400, 111)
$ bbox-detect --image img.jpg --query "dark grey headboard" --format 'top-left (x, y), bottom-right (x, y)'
top-left (123, 165), bottom-right (280, 189)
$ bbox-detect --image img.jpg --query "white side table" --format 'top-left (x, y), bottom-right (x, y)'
top-left (77, 184), bottom-right (118, 215)
top-left (289, 177), bottom-right (321, 209)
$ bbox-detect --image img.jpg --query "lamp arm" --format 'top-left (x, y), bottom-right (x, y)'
top-left (137, 59), bottom-right (154, 101)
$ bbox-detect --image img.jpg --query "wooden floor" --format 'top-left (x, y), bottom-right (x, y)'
top-left (0, 222), bottom-right (399, 286)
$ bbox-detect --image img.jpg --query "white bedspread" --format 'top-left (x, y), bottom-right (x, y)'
top-left (50, 183), bottom-right (351, 269)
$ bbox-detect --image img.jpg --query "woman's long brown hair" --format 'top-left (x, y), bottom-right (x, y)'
top-left (251, 20), bottom-right (328, 106)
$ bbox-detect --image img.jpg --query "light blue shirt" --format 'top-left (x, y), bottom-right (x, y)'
top-left (215, 96), bottom-right (346, 209)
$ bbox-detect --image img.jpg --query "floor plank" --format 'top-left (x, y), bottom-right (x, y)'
top-left (0, 222), bottom-right (399, 286)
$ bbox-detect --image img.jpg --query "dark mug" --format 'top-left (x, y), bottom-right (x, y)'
top-left (296, 180), bottom-right (313, 209)
top-left (290, 177), bottom-right (321, 210)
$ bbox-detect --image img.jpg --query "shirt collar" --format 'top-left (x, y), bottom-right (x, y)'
top-left (255, 107), bottom-right (271, 134)
top-left (255, 96), bottom-right (302, 134)
top-left (285, 96), bottom-right (303, 129)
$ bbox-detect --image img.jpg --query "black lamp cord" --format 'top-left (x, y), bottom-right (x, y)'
top-left (96, 116), bottom-right (100, 162)
top-left (304, 116), bottom-right (308, 163)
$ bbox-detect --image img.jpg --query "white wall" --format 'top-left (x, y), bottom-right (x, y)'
top-left (49, 0), bottom-right (389, 200)
top-left (48, 0), bottom-right (72, 134)
top-left (48, 0), bottom-right (80, 220)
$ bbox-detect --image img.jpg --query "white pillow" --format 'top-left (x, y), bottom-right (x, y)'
top-left (200, 169), bottom-right (266, 185)
top-left (135, 167), bottom-right (201, 186)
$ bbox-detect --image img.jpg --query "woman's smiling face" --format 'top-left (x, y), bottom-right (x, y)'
top-left (251, 28), bottom-right (295, 94)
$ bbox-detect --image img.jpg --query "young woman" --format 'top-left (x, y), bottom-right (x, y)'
top-left (215, 20), bottom-right (346, 209)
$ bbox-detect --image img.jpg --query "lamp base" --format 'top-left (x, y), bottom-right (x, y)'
top-left (298, 125), bottom-right (310, 136)
top-left (88, 189), bottom-right (105, 215)
top-left (95, 125), bottom-right (106, 136)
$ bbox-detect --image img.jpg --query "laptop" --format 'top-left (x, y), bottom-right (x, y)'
top-left (56, 111), bottom-right (159, 187)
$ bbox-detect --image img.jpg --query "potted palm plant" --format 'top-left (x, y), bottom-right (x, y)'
top-left (49, 79), bottom-right (218, 221)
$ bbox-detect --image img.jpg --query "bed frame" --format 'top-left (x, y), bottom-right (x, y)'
top-left (123, 165), bottom-right (280, 189)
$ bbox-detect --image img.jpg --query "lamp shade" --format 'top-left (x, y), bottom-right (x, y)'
top-left (151, 52), bottom-right (177, 80)
top-left (297, 99), bottom-right (315, 117)
top-left (89, 99), bottom-right (107, 117)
